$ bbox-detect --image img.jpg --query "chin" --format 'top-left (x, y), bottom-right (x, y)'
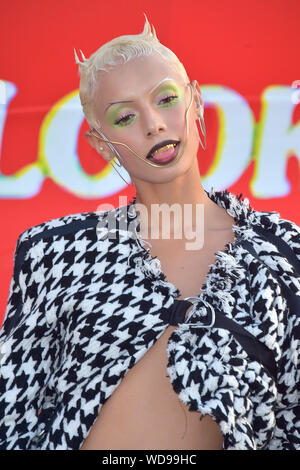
top-left (132, 156), bottom-right (194, 186)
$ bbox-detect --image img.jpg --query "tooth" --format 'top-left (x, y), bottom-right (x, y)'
top-left (152, 143), bottom-right (176, 157)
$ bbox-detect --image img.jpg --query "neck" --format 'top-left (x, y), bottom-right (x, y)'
top-left (131, 159), bottom-right (224, 240)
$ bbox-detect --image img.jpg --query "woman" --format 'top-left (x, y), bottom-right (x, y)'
top-left (0, 16), bottom-right (299, 450)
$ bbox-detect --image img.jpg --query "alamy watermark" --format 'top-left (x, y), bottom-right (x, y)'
top-left (96, 196), bottom-right (205, 251)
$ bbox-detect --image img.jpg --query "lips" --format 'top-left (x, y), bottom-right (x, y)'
top-left (146, 140), bottom-right (180, 160)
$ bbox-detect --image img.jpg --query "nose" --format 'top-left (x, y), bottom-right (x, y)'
top-left (147, 122), bottom-right (166, 136)
top-left (144, 109), bottom-right (167, 137)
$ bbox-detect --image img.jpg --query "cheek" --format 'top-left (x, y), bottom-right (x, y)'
top-left (99, 126), bottom-right (137, 159)
top-left (167, 112), bottom-right (184, 129)
top-left (119, 133), bottom-right (142, 157)
top-left (109, 122), bottom-right (148, 160)
top-left (187, 117), bottom-right (198, 142)
top-left (112, 134), bottom-right (145, 165)
top-left (169, 103), bottom-right (189, 131)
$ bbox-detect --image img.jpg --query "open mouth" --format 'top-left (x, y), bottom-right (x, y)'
top-left (146, 140), bottom-right (180, 165)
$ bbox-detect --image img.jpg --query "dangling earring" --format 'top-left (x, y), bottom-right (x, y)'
top-left (197, 111), bottom-right (206, 151)
top-left (98, 145), bottom-right (133, 188)
top-left (109, 158), bottom-right (133, 187)
top-left (192, 81), bottom-right (206, 151)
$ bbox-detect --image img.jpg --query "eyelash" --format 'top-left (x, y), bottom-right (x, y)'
top-left (114, 94), bottom-right (179, 126)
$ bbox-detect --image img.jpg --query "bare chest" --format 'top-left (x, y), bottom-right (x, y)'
top-left (80, 229), bottom-right (234, 450)
top-left (148, 227), bottom-right (235, 299)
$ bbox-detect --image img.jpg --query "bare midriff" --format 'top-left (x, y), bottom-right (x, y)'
top-left (80, 210), bottom-right (235, 450)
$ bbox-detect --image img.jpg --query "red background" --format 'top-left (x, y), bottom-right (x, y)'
top-left (0, 0), bottom-right (299, 326)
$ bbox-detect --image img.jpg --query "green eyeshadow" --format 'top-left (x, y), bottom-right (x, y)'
top-left (106, 82), bottom-right (184, 128)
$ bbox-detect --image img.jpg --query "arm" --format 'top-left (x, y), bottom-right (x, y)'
top-left (275, 217), bottom-right (300, 267)
top-left (270, 217), bottom-right (300, 449)
top-left (0, 231), bottom-right (30, 338)
top-left (0, 231), bottom-right (55, 449)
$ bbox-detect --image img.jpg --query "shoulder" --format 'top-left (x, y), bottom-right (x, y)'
top-left (16, 207), bottom-right (121, 246)
top-left (274, 216), bottom-right (300, 244)
top-left (249, 208), bottom-right (300, 263)
top-left (274, 216), bottom-right (300, 266)
top-left (256, 209), bottom-right (299, 239)
top-left (10, 207), bottom-right (125, 283)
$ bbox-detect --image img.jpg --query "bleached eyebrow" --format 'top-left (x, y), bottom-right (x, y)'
top-left (105, 77), bottom-right (176, 112)
top-left (148, 77), bottom-right (175, 94)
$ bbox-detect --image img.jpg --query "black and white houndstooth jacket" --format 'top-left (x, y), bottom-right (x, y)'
top-left (0, 187), bottom-right (299, 450)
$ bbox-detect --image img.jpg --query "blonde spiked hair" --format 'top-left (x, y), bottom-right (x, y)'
top-left (74, 13), bottom-right (190, 129)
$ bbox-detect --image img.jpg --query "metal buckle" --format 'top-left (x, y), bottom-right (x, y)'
top-left (183, 296), bottom-right (216, 329)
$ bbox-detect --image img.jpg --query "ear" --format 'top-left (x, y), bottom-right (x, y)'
top-left (84, 130), bottom-right (114, 162)
top-left (191, 80), bottom-right (204, 118)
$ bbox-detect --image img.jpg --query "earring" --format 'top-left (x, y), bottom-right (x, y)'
top-left (109, 159), bottom-right (133, 187)
top-left (90, 130), bottom-right (132, 187)
top-left (197, 111), bottom-right (206, 151)
top-left (99, 145), bottom-right (123, 168)
top-left (191, 81), bottom-right (206, 151)
top-left (104, 150), bottom-right (133, 187)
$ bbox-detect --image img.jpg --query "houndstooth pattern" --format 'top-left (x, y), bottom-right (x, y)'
top-left (0, 187), bottom-right (299, 450)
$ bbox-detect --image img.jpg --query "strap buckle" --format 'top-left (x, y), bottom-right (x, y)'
top-left (183, 296), bottom-right (216, 329)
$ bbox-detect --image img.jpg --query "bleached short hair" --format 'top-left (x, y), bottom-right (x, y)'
top-left (74, 14), bottom-right (190, 129)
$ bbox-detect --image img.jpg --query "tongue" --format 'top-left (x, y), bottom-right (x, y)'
top-left (150, 146), bottom-right (176, 163)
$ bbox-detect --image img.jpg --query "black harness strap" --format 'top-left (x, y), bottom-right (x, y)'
top-left (169, 299), bottom-right (277, 381)
top-left (236, 226), bottom-right (300, 316)
top-left (168, 226), bottom-right (300, 383)
top-left (213, 310), bottom-right (277, 380)
top-left (252, 224), bottom-right (300, 275)
top-left (168, 299), bottom-right (193, 325)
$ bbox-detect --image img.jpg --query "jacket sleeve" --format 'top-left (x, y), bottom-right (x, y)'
top-left (269, 217), bottom-right (300, 449)
top-left (0, 230), bottom-right (56, 450)
top-left (0, 231), bottom-right (31, 339)
top-left (277, 217), bottom-right (300, 265)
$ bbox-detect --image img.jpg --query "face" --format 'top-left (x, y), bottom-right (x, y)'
top-left (86, 52), bottom-right (203, 185)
